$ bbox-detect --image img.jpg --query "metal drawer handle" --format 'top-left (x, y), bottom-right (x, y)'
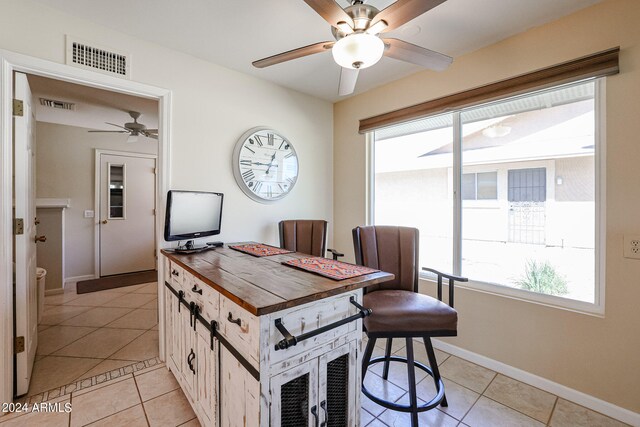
top-left (191, 284), bottom-right (203, 295)
top-left (187, 348), bottom-right (196, 374)
top-left (227, 312), bottom-right (242, 326)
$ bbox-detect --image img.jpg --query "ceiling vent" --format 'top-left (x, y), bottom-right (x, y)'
top-left (39, 98), bottom-right (75, 111)
top-left (65, 36), bottom-right (131, 79)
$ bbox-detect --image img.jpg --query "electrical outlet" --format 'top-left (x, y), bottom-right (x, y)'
top-left (623, 234), bottom-right (640, 259)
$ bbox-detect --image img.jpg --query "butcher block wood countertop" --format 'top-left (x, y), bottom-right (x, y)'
top-left (162, 244), bottom-right (394, 316)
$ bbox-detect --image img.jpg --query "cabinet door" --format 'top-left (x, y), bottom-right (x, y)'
top-left (196, 324), bottom-right (218, 427)
top-left (220, 346), bottom-right (260, 427)
top-left (318, 341), bottom-right (358, 427)
top-left (270, 359), bottom-right (319, 427)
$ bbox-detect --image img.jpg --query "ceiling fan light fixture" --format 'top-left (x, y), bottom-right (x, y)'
top-left (332, 33), bottom-right (384, 69)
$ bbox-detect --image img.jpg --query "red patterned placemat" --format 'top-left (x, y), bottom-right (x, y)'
top-left (229, 243), bottom-right (293, 257)
top-left (283, 257), bottom-right (380, 280)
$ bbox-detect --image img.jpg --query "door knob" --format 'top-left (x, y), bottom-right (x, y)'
top-left (34, 219), bottom-right (40, 225)
top-left (101, 220), bottom-right (108, 224)
top-left (35, 235), bottom-right (47, 243)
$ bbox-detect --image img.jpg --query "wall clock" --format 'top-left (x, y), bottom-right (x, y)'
top-left (232, 127), bottom-right (299, 203)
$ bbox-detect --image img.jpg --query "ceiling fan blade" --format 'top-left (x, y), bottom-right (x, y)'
top-left (88, 130), bottom-right (128, 133)
top-left (105, 122), bottom-right (130, 131)
top-left (338, 67), bottom-right (359, 96)
top-left (303, 0), bottom-right (354, 29)
top-left (141, 130), bottom-right (159, 140)
top-left (145, 129), bottom-right (158, 133)
top-left (252, 41), bottom-right (334, 68)
top-left (372, 0), bottom-right (447, 33)
top-left (383, 38), bottom-right (452, 71)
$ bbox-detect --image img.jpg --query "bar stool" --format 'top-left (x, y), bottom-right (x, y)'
top-left (352, 225), bottom-right (468, 427)
top-left (279, 219), bottom-right (344, 259)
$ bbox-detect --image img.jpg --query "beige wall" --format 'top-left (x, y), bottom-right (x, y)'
top-left (0, 0), bottom-right (334, 257)
top-left (334, 0), bottom-right (640, 413)
top-left (35, 122), bottom-right (157, 279)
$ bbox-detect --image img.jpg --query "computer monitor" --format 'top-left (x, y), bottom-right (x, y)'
top-left (164, 190), bottom-right (223, 251)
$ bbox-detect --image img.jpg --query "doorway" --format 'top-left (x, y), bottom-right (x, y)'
top-left (0, 50), bottom-right (170, 406)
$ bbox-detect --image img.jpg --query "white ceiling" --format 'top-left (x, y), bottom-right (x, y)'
top-left (28, 75), bottom-right (158, 132)
top-left (32, 0), bottom-right (602, 102)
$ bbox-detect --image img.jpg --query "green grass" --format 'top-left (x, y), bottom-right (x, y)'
top-left (516, 260), bottom-right (568, 296)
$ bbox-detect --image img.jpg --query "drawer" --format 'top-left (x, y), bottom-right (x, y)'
top-left (268, 291), bottom-right (360, 366)
top-left (220, 294), bottom-right (259, 366)
top-left (169, 262), bottom-right (186, 290)
top-left (191, 276), bottom-right (220, 331)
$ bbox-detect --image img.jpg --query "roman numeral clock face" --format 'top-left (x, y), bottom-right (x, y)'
top-left (232, 128), bottom-right (299, 203)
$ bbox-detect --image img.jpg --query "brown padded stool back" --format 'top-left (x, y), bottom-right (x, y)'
top-left (352, 225), bottom-right (419, 293)
top-left (279, 220), bottom-right (327, 257)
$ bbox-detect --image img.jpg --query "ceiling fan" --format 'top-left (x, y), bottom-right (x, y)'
top-left (88, 111), bottom-right (158, 142)
top-left (252, 0), bottom-right (453, 96)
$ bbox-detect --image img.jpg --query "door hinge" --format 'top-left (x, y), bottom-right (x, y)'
top-left (13, 99), bottom-right (24, 117)
top-left (14, 336), bottom-right (25, 354)
top-left (14, 218), bottom-right (24, 235)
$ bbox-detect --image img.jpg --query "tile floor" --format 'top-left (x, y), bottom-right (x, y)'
top-left (2, 283), bottom-right (629, 426)
top-left (3, 362), bottom-right (196, 427)
top-left (29, 281), bottom-right (159, 398)
top-left (358, 338), bottom-right (629, 427)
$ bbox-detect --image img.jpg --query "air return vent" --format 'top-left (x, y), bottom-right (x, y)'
top-left (65, 36), bottom-right (131, 78)
top-left (39, 98), bottom-right (75, 111)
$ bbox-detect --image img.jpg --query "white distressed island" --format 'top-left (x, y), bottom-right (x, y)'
top-left (161, 245), bottom-right (393, 427)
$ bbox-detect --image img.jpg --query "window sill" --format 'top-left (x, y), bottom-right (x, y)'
top-left (418, 272), bottom-right (604, 317)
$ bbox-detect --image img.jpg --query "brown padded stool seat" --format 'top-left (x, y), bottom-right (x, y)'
top-left (363, 290), bottom-right (457, 336)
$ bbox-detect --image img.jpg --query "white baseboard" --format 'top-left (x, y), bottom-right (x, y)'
top-left (44, 288), bottom-right (64, 296)
top-left (432, 339), bottom-right (640, 426)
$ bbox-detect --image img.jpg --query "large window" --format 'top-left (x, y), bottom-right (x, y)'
top-left (373, 80), bottom-right (602, 310)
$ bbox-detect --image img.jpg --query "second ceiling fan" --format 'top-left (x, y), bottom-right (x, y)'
top-left (88, 110), bottom-right (158, 142)
top-left (252, 0), bottom-right (453, 96)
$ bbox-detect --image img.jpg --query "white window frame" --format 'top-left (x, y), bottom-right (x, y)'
top-left (368, 79), bottom-right (606, 316)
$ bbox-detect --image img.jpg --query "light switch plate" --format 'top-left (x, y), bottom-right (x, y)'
top-left (623, 234), bottom-right (640, 259)
top-left (84, 210), bottom-right (94, 218)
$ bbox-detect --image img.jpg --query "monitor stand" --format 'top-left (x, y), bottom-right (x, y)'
top-left (174, 240), bottom-right (209, 253)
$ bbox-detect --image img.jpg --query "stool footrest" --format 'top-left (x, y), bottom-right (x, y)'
top-left (362, 355), bottom-right (445, 413)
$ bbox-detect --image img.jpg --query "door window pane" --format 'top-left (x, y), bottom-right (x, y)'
top-left (374, 114), bottom-right (454, 273)
top-left (109, 164), bottom-right (125, 219)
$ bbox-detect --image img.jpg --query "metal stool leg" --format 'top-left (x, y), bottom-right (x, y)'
top-left (382, 338), bottom-right (393, 380)
top-left (406, 338), bottom-right (419, 427)
top-left (362, 336), bottom-right (377, 381)
top-left (424, 337), bottom-right (447, 407)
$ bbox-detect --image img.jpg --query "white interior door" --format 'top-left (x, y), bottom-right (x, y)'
top-left (99, 153), bottom-right (156, 276)
top-left (13, 72), bottom-right (38, 396)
